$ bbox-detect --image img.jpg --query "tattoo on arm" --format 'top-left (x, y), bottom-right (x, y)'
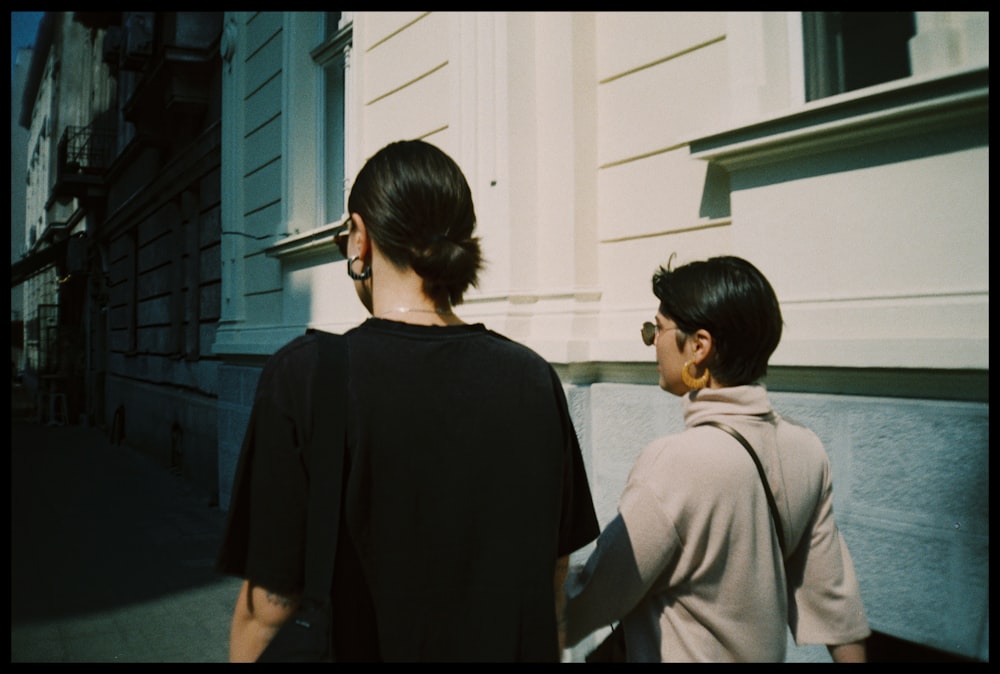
top-left (246, 581), bottom-right (301, 614)
top-left (265, 591), bottom-right (297, 609)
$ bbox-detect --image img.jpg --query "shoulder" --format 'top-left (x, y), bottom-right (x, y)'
top-left (774, 413), bottom-right (826, 455)
top-left (632, 427), bottom-right (755, 491)
top-left (255, 333), bottom-right (323, 399)
top-left (621, 429), bottom-right (751, 526)
top-left (265, 332), bottom-right (321, 371)
top-left (776, 415), bottom-right (823, 445)
top-left (275, 331), bottom-right (320, 356)
top-left (482, 328), bottom-right (559, 372)
top-left (643, 425), bottom-right (748, 464)
top-left (775, 415), bottom-right (831, 475)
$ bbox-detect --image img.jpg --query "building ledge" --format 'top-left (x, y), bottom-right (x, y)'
top-left (264, 221), bottom-right (347, 263)
top-left (689, 66), bottom-right (988, 170)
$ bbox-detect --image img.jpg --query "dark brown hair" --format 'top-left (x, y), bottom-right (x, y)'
top-left (348, 139), bottom-right (484, 306)
top-left (652, 255), bottom-right (783, 385)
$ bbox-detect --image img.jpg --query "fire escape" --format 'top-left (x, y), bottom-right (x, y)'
top-left (53, 124), bottom-right (116, 201)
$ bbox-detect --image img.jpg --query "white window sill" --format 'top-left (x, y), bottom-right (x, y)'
top-left (264, 221), bottom-right (346, 262)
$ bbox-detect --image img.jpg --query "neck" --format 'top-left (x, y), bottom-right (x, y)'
top-left (367, 249), bottom-right (464, 325)
top-left (379, 306), bottom-right (453, 317)
top-left (375, 304), bottom-right (463, 326)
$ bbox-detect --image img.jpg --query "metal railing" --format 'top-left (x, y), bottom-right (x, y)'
top-left (58, 125), bottom-right (116, 175)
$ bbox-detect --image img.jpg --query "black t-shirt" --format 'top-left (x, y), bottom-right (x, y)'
top-left (217, 318), bottom-right (600, 661)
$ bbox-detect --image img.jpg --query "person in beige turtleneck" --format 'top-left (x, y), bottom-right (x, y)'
top-left (565, 255), bottom-right (870, 663)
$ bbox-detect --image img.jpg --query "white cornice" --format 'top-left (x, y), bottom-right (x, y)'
top-left (689, 67), bottom-right (988, 171)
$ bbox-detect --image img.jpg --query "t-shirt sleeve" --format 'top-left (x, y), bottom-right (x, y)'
top-left (215, 342), bottom-right (312, 595)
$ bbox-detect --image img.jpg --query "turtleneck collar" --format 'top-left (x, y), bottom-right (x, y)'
top-left (682, 385), bottom-right (775, 428)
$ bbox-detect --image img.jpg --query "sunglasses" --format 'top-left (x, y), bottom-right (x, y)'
top-left (333, 217), bottom-right (351, 258)
top-left (641, 321), bottom-right (680, 346)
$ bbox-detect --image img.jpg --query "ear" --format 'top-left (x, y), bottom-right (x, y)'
top-left (350, 213), bottom-right (371, 260)
top-left (690, 328), bottom-right (714, 365)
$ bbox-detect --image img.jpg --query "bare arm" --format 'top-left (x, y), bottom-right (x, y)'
top-left (828, 639), bottom-right (867, 663)
top-left (228, 579), bottom-right (302, 662)
top-left (554, 555), bottom-right (570, 654)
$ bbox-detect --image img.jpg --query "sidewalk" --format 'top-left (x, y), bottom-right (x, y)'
top-left (10, 412), bottom-right (243, 663)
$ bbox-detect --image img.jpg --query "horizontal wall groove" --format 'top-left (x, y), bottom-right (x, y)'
top-left (599, 34), bottom-right (725, 85)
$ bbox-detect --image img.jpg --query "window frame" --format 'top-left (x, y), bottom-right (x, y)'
top-left (716, 11), bottom-right (985, 137)
top-left (311, 12), bottom-right (353, 227)
top-left (266, 12), bottom-right (354, 262)
top-left (802, 11), bottom-right (916, 103)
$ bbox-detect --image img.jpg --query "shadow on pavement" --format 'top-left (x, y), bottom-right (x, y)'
top-left (10, 418), bottom-right (234, 624)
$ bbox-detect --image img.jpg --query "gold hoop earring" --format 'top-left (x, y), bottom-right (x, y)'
top-left (681, 361), bottom-right (710, 389)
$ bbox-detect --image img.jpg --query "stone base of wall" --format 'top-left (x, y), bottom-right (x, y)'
top-left (105, 375), bottom-right (219, 507)
top-left (215, 361), bottom-right (265, 512)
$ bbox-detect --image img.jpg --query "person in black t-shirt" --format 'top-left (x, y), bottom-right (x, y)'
top-left (217, 139), bottom-right (600, 662)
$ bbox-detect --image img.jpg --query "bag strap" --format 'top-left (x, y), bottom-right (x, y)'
top-left (301, 330), bottom-right (348, 604)
top-left (696, 420), bottom-right (786, 556)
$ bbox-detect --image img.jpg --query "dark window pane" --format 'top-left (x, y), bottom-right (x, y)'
top-left (803, 12), bottom-right (915, 102)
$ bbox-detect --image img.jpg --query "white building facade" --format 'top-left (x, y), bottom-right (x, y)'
top-left (15, 14), bottom-right (118, 420)
top-left (11, 46), bottom-right (33, 372)
top-left (214, 12), bottom-right (988, 662)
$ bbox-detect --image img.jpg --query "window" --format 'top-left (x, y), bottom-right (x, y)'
top-left (312, 12), bottom-right (353, 224)
top-left (803, 12), bottom-right (916, 102)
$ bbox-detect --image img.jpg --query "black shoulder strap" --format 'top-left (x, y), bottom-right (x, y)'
top-left (696, 420), bottom-right (786, 556)
top-left (302, 330), bottom-right (348, 604)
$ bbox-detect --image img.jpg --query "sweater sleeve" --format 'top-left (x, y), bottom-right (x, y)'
top-left (785, 460), bottom-right (871, 645)
top-left (564, 478), bottom-right (680, 647)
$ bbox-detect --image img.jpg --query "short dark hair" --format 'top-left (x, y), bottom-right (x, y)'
top-left (348, 139), bottom-right (484, 306)
top-left (651, 255), bottom-right (783, 385)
